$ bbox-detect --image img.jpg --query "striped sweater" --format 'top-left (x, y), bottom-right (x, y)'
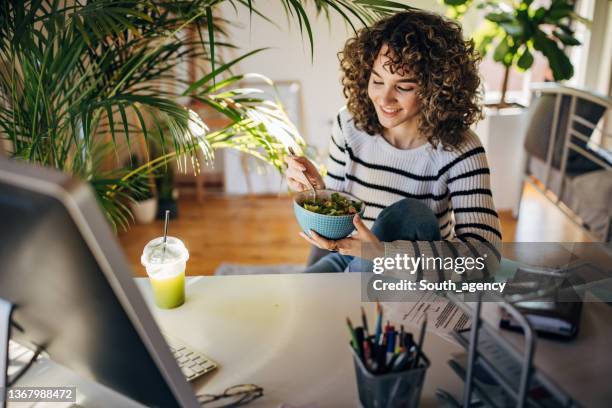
top-left (324, 108), bottom-right (502, 265)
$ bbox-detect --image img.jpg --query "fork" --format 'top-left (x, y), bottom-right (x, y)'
top-left (288, 147), bottom-right (317, 201)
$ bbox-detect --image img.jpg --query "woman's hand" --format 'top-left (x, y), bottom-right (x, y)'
top-left (299, 215), bottom-right (384, 259)
top-left (285, 154), bottom-right (325, 192)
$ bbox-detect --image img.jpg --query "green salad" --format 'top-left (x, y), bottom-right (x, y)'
top-left (301, 192), bottom-right (362, 216)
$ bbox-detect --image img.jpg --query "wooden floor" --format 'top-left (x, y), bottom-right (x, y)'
top-left (119, 194), bottom-right (312, 277)
top-left (119, 183), bottom-right (590, 277)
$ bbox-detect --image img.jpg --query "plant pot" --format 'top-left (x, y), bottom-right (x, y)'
top-left (129, 197), bottom-right (158, 224)
top-left (158, 198), bottom-right (179, 219)
top-left (474, 106), bottom-right (529, 215)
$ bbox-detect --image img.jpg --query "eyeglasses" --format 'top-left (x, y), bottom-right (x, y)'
top-left (197, 384), bottom-right (264, 407)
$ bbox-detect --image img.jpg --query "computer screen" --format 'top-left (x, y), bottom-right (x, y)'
top-left (0, 157), bottom-right (199, 407)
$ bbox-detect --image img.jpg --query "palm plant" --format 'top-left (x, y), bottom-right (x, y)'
top-left (443, 0), bottom-right (589, 107)
top-left (0, 0), bottom-right (413, 230)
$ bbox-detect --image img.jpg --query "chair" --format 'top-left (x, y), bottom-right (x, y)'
top-left (519, 83), bottom-right (612, 242)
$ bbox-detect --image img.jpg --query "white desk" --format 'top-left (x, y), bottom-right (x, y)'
top-left (8, 273), bottom-right (463, 407)
top-left (134, 273), bottom-right (464, 407)
top-left (10, 273), bottom-right (611, 407)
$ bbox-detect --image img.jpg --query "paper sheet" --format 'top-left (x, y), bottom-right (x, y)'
top-left (383, 293), bottom-right (470, 342)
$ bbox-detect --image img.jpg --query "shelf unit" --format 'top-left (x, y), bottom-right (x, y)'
top-left (440, 293), bottom-right (578, 408)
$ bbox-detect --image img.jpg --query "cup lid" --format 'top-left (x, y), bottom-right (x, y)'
top-left (141, 236), bottom-right (189, 266)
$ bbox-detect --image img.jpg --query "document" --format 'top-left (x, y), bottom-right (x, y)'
top-left (384, 292), bottom-right (471, 342)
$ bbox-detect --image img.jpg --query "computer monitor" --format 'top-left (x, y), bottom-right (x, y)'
top-left (0, 156), bottom-right (200, 408)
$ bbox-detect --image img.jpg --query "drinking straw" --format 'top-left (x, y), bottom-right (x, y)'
top-left (161, 210), bottom-right (170, 262)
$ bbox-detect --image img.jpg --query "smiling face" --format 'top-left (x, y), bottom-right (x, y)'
top-left (367, 45), bottom-right (421, 134)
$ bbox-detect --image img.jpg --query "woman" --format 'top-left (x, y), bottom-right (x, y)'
top-left (286, 9), bottom-right (502, 273)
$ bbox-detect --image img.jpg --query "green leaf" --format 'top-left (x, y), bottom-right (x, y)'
top-left (486, 12), bottom-right (514, 23)
top-left (533, 7), bottom-right (547, 22)
top-left (353, 0), bottom-right (414, 10)
top-left (288, 0), bottom-right (314, 61)
top-left (105, 105), bottom-right (117, 146)
top-left (500, 22), bottom-right (523, 37)
top-left (234, 0), bottom-right (279, 28)
top-left (318, 1), bottom-right (360, 35)
top-left (118, 103), bottom-right (131, 155)
top-left (554, 30), bottom-right (581, 46)
top-left (516, 47), bottom-right (534, 70)
top-left (132, 104), bottom-right (149, 145)
top-left (532, 31), bottom-right (574, 80)
top-left (493, 37), bottom-right (510, 63)
top-left (546, 8), bottom-right (572, 21)
top-left (443, 0), bottom-right (470, 6)
top-left (206, 7), bottom-right (215, 83)
top-left (184, 48), bottom-right (266, 95)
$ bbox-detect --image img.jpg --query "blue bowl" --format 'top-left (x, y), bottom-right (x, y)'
top-left (293, 189), bottom-right (365, 240)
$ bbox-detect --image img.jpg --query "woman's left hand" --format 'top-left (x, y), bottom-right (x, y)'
top-left (299, 215), bottom-right (385, 259)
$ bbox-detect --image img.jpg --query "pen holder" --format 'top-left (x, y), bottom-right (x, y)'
top-left (351, 348), bottom-right (429, 408)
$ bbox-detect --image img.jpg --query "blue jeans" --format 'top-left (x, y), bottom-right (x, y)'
top-left (304, 198), bottom-right (441, 273)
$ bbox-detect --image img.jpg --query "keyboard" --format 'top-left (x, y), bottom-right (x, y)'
top-left (164, 335), bottom-right (217, 382)
top-left (8, 337), bottom-right (216, 383)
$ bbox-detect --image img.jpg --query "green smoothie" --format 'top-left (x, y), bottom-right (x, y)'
top-left (150, 271), bottom-right (185, 309)
top-left (141, 236), bottom-right (189, 309)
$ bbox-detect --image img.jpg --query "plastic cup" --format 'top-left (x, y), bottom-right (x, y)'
top-left (141, 236), bottom-right (189, 309)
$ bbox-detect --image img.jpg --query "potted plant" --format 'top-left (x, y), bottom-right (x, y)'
top-left (0, 1), bottom-right (413, 232)
top-left (443, 0), bottom-right (589, 212)
top-left (125, 155), bottom-right (158, 224)
top-left (444, 0), bottom-right (588, 107)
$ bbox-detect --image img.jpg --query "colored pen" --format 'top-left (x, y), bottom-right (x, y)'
top-left (346, 317), bottom-right (358, 351)
top-left (374, 301), bottom-right (383, 345)
top-left (404, 332), bottom-right (414, 350)
top-left (387, 330), bottom-right (395, 353)
top-left (386, 329), bottom-right (396, 365)
top-left (387, 351), bottom-right (399, 369)
top-left (380, 321), bottom-right (391, 347)
top-left (391, 351), bottom-right (413, 372)
top-left (361, 306), bottom-right (369, 337)
top-left (363, 340), bottom-right (372, 371)
top-left (397, 325), bottom-right (404, 354)
top-left (377, 334), bottom-right (387, 373)
top-left (413, 317), bottom-right (427, 369)
top-left (355, 327), bottom-right (365, 359)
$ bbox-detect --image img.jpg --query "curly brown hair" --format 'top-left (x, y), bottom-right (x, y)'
top-left (339, 10), bottom-right (483, 150)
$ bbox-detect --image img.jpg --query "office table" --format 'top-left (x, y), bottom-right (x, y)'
top-left (8, 273), bottom-right (464, 407)
top-left (135, 273), bottom-right (464, 407)
top-left (10, 272), bottom-right (612, 407)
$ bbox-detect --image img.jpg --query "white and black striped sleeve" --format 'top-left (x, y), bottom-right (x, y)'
top-left (323, 112), bottom-right (347, 191)
top-left (382, 139), bottom-right (502, 281)
top-left (446, 145), bottom-right (502, 247)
